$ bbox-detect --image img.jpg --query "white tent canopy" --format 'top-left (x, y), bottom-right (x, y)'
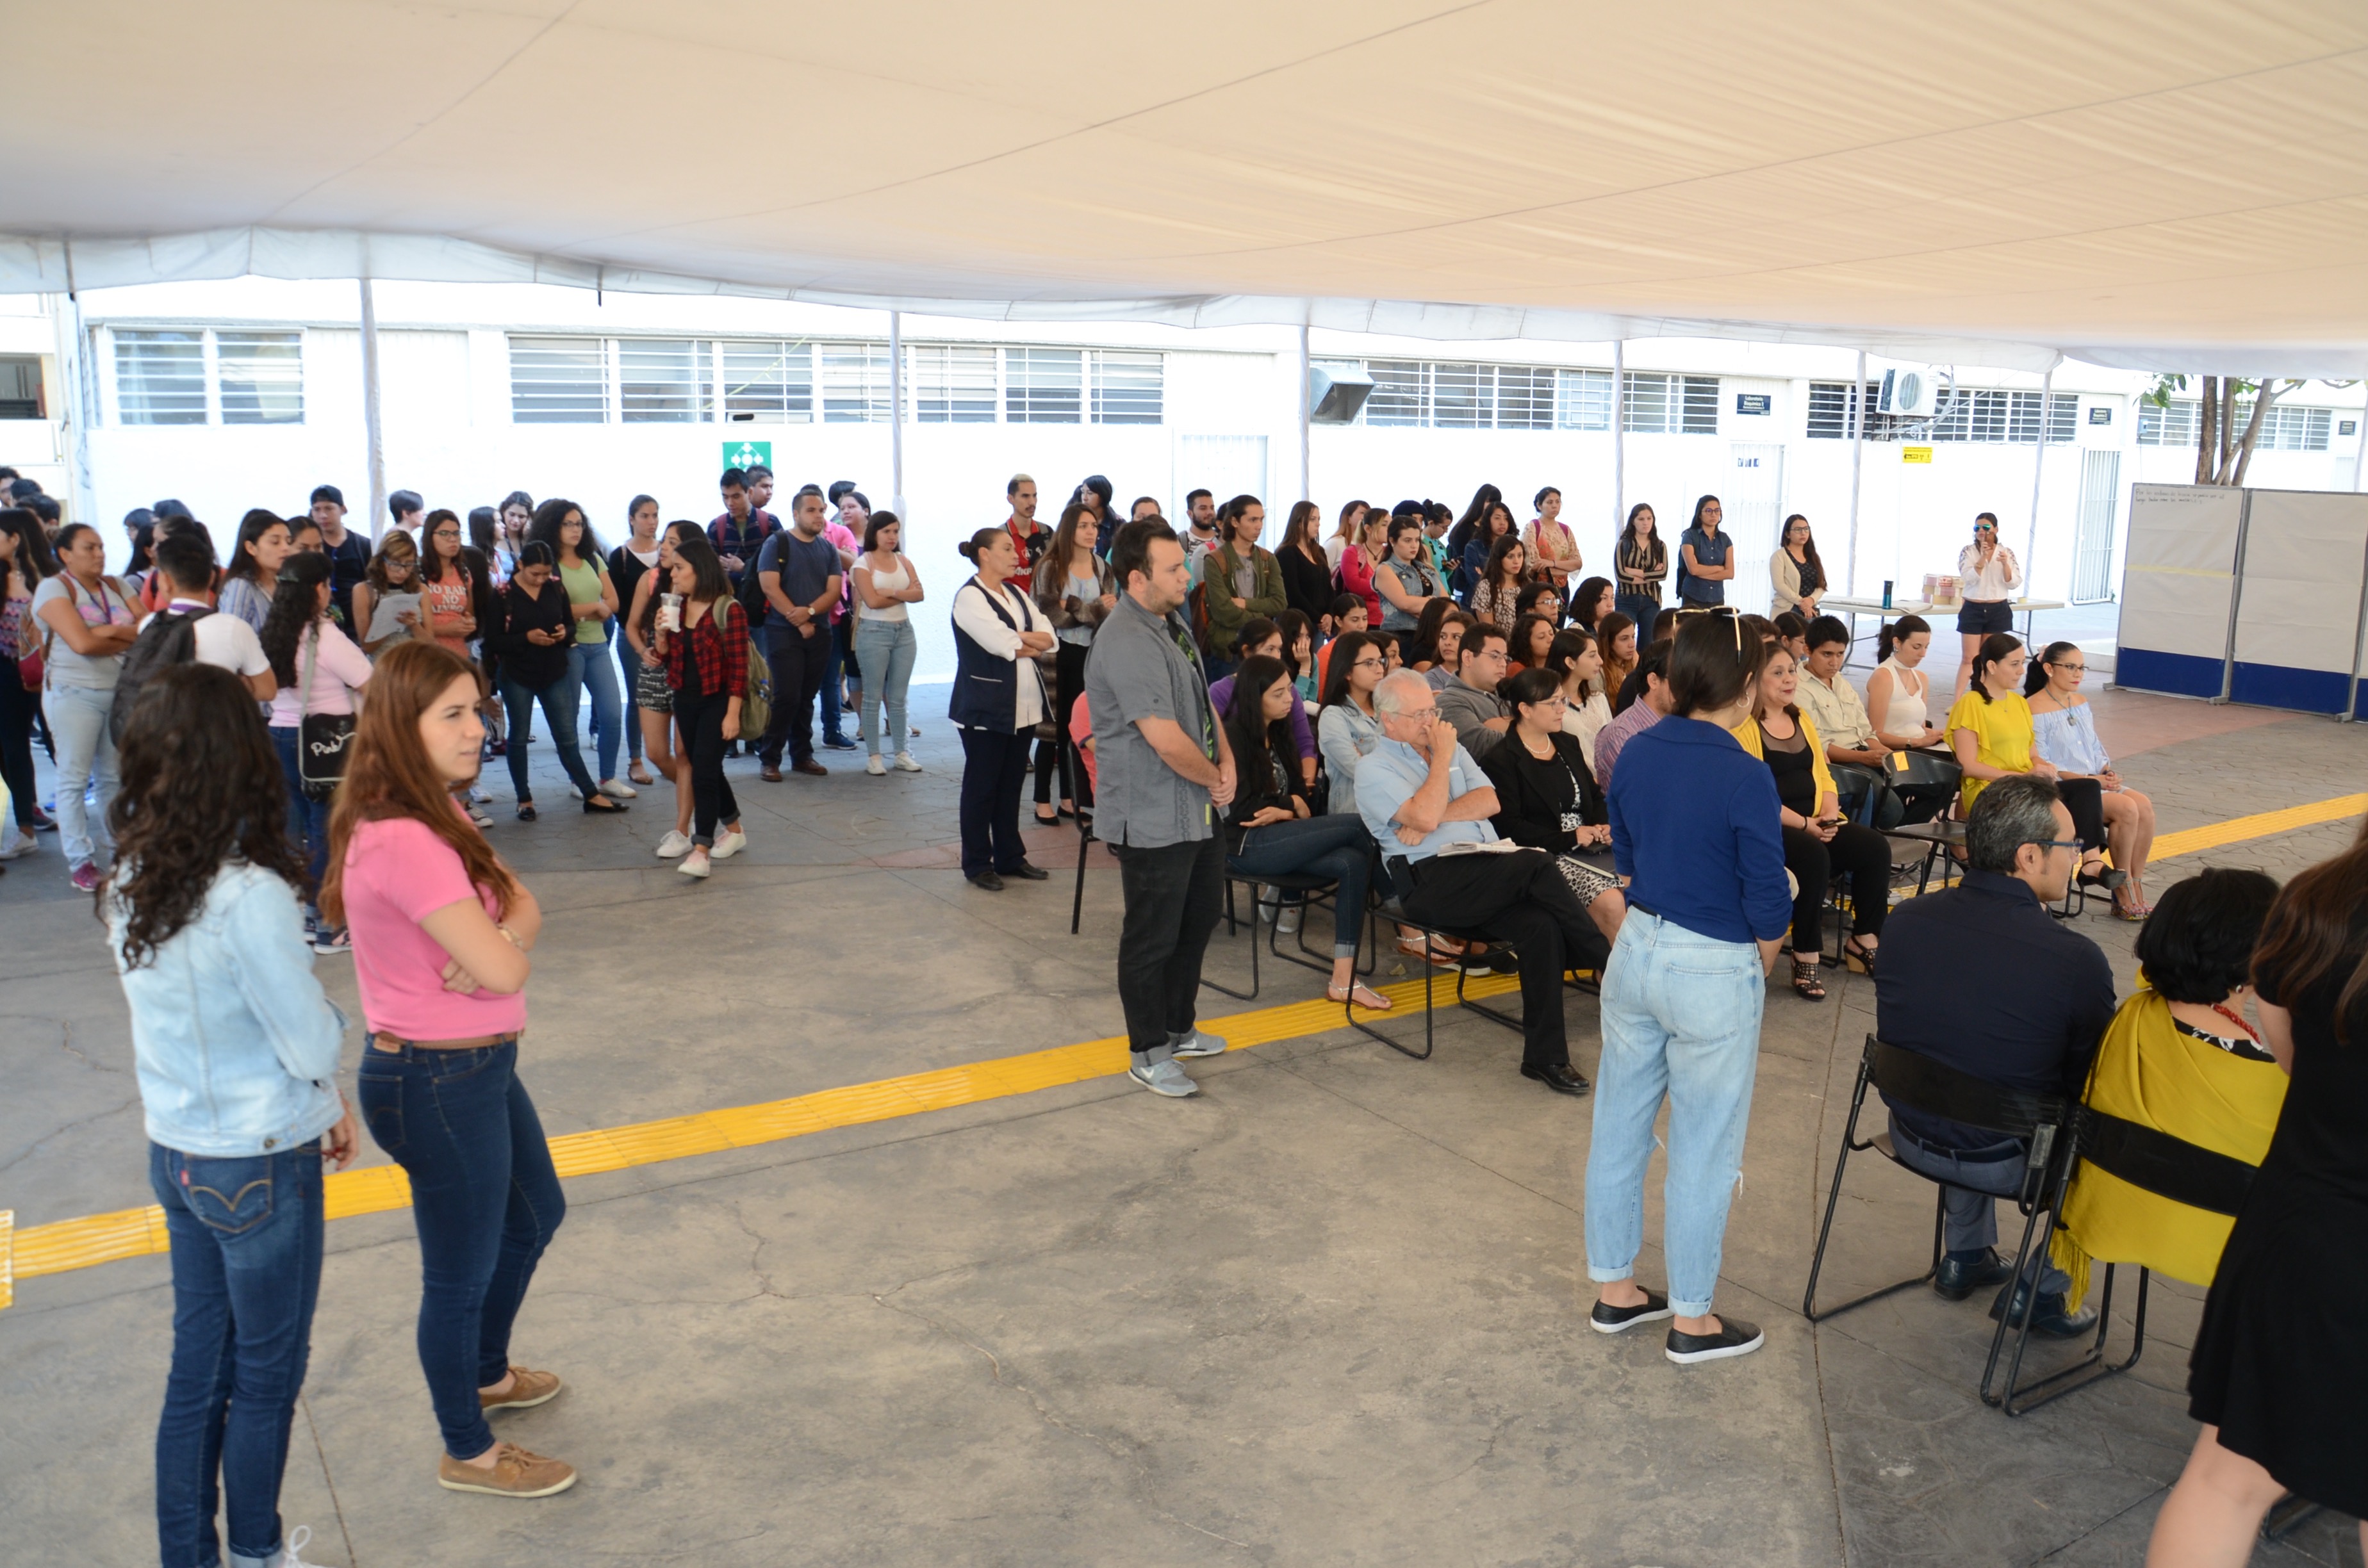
top-left (6, 0), bottom-right (2368, 375)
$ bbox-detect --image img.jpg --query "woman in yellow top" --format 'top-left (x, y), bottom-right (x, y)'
top-left (1733, 644), bottom-right (1895, 999)
top-left (1946, 632), bottom-right (2120, 890)
top-left (2053, 869), bottom-right (2287, 1313)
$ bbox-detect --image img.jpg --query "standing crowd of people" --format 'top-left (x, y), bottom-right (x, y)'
top-left (19, 459), bottom-right (2356, 1567)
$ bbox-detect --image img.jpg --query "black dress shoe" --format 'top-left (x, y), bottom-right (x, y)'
top-left (1934, 1247), bottom-right (2014, 1301)
top-left (1001, 860), bottom-right (1051, 881)
top-left (967, 870), bottom-right (1006, 891)
top-left (1988, 1283), bottom-right (2100, 1338)
top-left (1520, 1062), bottom-right (1592, 1097)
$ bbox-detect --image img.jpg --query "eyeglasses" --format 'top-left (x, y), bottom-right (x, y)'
top-left (1350, 656), bottom-right (1385, 671)
top-left (2028, 838), bottom-right (2083, 856)
top-left (431, 529), bottom-right (459, 539)
top-left (2048, 660), bottom-right (2086, 674)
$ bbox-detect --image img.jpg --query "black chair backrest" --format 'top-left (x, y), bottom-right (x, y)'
top-left (2078, 1111), bottom-right (2257, 1219)
top-left (1864, 1036), bottom-right (2071, 1142)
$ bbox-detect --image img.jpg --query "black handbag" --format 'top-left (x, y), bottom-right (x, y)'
top-left (296, 627), bottom-right (358, 801)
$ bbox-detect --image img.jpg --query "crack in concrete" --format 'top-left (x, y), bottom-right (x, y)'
top-left (0, 1090), bottom-right (142, 1176)
top-left (868, 1282), bottom-right (1256, 1553)
top-left (54, 1018), bottom-right (129, 1077)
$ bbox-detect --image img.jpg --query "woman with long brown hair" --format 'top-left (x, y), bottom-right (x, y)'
top-left (1596, 610), bottom-right (1640, 701)
top-left (624, 519), bottom-right (702, 856)
top-left (2149, 822), bottom-right (2368, 1565)
top-left (1276, 499), bottom-right (1333, 623)
top-left (418, 509), bottom-right (478, 662)
top-left (1323, 498), bottom-right (1368, 572)
top-left (1033, 500), bottom-right (1113, 820)
top-left (322, 640), bottom-right (575, 1501)
top-left (1468, 532), bottom-right (1527, 632)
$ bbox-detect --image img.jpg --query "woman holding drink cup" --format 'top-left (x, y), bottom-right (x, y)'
top-left (655, 532), bottom-right (747, 879)
top-left (623, 520), bottom-right (701, 856)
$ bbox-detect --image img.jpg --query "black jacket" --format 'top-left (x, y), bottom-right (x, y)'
top-left (488, 576), bottom-right (576, 689)
top-left (1480, 730), bottom-right (1605, 853)
top-left (1278, 543), bottom-right (1335, 623)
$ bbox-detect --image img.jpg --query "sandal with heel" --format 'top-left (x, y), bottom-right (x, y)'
top-left (1842, 938), bottom-right (1877, 976)
top-left (1791, 958), bottom-right (1827, 1001)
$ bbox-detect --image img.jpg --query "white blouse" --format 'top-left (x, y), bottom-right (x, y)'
top-left (952, 579), bottom-right (1047, 731)
top-left (1957, 543), bottom-right (2022, 602)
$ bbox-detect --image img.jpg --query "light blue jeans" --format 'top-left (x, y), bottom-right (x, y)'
top-left (567, 641), bottom-right (622, 783)
top-left (853, 618), bottom-right (917, 758)
top-left (1584, 910), bottom-right (1767, 1318)
top-left (42, 683), bottom-right (119, 869)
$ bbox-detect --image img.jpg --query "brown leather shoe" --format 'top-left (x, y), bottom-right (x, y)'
top-left (436, 1442), bottom-right (577, 1498)
top-left (792, 759), bottom-right (828, 777)
top-left (760, 764), bottom-right (783, 782)
top-left (480, 1364), bottom-right (562, 1412)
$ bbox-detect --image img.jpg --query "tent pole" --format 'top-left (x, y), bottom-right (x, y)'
top-left (2024, 364), bottom-right (2054, 604)
top-left (1611, 339), bottom-right (1625, 534)
top-left (359, 278), bottom-right (386, 543)
top-left (1298, 322), bottom-right (1312, 505)
top-left (1845, 348), bottom-right (1865, 598)
top-left (52, 246), bottom-right (98, 545)
top-left (889, 310), bottom-right (905, 517)
top-left (2353, 374), bottom-right (2368, 493)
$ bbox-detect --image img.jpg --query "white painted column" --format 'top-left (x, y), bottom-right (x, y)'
top-left (2352, 374), bottom-right (2368, 492)
top-left (1298, 322), bottom-right (1313, 505)
top-left (359, 278), bottom-right (386, 542)
top-left (2023, 364), bottom-right (2055, 599)
top-left (1610, 339), bottom-right (1625, 531)
top-left (51, 245), bottom-right (97, 546)
top-left (1845, 348), bottom-right (1866, 596)
top-left (889, 310), bottom-right (906, 517)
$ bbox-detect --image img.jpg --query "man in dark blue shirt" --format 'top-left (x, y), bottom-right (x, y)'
top-left (1873, 774), bottom-right (2116, 1334)
top-left (753, 486), bottom-right (843, 779)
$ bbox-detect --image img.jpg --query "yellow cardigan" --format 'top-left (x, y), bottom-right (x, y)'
top-left (1730, 711), bottom-right (1839, 813)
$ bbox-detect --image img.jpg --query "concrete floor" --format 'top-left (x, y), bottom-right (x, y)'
top-left (3, 680), bottom-right (2364, 1567)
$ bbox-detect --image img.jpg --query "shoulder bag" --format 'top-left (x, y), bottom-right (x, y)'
top-left (297, 625), bottom-right (359, 799)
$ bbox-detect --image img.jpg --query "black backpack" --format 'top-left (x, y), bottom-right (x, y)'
top-left (108, 606), bottom-right (213, 745)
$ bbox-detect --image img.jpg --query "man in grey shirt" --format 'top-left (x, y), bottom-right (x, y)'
top-left (1085, 519), bottom-right (1239, 1098)
top-left (1434, 623), bottom-right (1513, 760)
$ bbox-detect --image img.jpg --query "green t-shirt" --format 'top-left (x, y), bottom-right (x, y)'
top-left (558, 558), bottom-right (607, 644)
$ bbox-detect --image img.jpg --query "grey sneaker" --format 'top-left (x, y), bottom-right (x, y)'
top-left (1171, 1028), bottom-right (1226, 1058)
top-left (1275, 903), bottom-right (1301, 935)
top-left (1129, 1058), bottom-right (1200, 1097)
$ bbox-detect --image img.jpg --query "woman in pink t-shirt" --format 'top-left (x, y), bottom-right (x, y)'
top-left (321, 640), bottom-right (575, 1501)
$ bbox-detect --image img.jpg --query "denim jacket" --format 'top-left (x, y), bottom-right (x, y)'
top-left (109, 862), bottom-right (347, 1157)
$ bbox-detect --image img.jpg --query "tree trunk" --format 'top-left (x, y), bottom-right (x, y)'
top-left (2196, 377), bottom-right (2216, 485)
top-left (2230, 381), bottom-right (2285, 487)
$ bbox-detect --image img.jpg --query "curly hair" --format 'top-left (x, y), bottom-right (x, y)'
top-left (258, 550), bottom-right (334, 687)
top-left (320, 641), bottom-right (520, 927)
top-left (101, 664), bottom-right (307, 968)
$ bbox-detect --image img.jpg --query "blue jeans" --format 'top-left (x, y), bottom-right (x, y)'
top-left (270, 727), bottom-right (332, 906)
top-left (1614, 592), bottom-right (1662, 634)
top-left (358, 1038), bottom-right (566, 1460)
top-left (1227, 813), bottom-right (1374, 958)
top-left (853, 619), bottom-right (917, 757)
top-left (1886, 1117), bottom-right (2072, 1294)
top-left (150, 1139), bottom-right (324, 1568)
top-left (41, 683), bottom-right (117, 868)
top-left (498, 672), bottom-right (600, 804)
top-left (821, 617), bottom-right (850, 742)
top-left (614, 632), bottom-right (644, 763)
top-left (1585, 910), bottom-right (1766, 1317)
top-left (569, 641), bottom-right (623, 783)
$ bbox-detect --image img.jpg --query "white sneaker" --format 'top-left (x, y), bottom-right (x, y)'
top-left (711, 828), bottom-right (748, 860)
top-left (568, 785), bottom-right (582, 799)
top-left (468, 808), bottom-right (494, 828)
top-left (654, 829), bottom-right (692, 859)
top-left (1276, 904), bottom-right (1302, 935)
top-left (600, 778), bottom-right (638, 799)
top-left (0, 836), bottom-right (35, 860)
top-left (1128, 1058), bottom-right (1200, 1097)
top-left (866, 755), bottom-right (887, 776)
top-left (277, 1524), bottom-right (324, 1567)
top-left (678, 849), bottom-right (712, 879)
top-left (892, 752), bottom-right (923, 773)
top-left (468, 785), bottom-right (493, 804)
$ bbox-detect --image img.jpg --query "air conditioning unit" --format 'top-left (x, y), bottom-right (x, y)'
top-left (1879, 367), bottom-right (1937, 418)
top-left (1309, 366), bottom-right (1374, 425)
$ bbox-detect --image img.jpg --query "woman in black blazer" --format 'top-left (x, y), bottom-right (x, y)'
top-left (1480, 666), bottom-right (1625, 942)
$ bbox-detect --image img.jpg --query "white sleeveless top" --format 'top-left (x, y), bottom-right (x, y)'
top-left (1873, 655), bottom-right (1928, 736)
top-left (858, 554), bottom-right (910, 623)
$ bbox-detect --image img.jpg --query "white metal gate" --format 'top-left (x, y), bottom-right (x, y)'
top-left (2071, 449), bottom-right (2121, 603)
top-left (1724, 442), bottom-right (1786, 614)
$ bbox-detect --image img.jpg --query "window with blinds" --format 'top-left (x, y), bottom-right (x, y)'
top-left (2137, 399), bottom-right (2196, 447)
top-left (1495, 366), bottom-right (1557, 430)
top-left (509, 336), bottom-right (607, 423)
top-left (1363, 361), bottom-right (1427, 426)
top-left (618, 338), bottom-right (709, 422)
top-left (1091, 350), bottom-right (1163, 424)
top-left (1005, 347), bottom-right (1083, 423)
top-left (909, 345), bottom-right (997, 423)
top-left (1811, 382), bottom-right (2073, 443)
top-left (719, 341), bottom-right (813, 422)
top-left (1342, 359), bottom-right (1627, 430)
top-left (821, 343), bottom-right (892, 423)
top-left (1621, 373), bottom-right (1720, 435)
top-left (2136, 399), bottom-right (2330, 451)
top-left (114, 331), bottom-right (212, 425)
top-left (216, 332), bottom-right (303, 424)
top-left (1557, 368), bottom-right (1614, 430)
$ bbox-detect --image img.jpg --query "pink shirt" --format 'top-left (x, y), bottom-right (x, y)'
top-left (343, 816), bottom-right (527, 1039)
top-left (268, 622), bottom-right (373, 726)
top-left (825, 521), bottom-right (859, 620)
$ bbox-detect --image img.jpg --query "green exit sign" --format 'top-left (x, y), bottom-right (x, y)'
top-left (723, 439), bottom-right (773, 471)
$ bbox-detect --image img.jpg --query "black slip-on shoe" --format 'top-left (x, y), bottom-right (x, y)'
top-left (967, 870), bottom-right (1006, 892)
top-left (1520, 1062), bottom-right (1592, 1097)
top-left (1590, 1291), bottom-right (1676, 1335)
top-left (1934, 1247), bottom-right (2014, 1302)
top-left (1987, 1285), bottom-right (2099, 1339)
top-left (1666, 1317), bottom-right (1765, 1365)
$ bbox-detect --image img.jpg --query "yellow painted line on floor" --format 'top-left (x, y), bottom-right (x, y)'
top-left (1, 967), bottom-right (1521, 1293)
top-left (9, 788), bottom-right (2362, 1302)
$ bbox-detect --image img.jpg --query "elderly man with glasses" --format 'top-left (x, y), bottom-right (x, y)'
top-left (1872, 772), bottom-right (2117, 1336)
top-left (1356, 669), bottom-right (1607, 1097)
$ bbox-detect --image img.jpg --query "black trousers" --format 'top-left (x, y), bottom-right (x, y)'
top-left (759, 621), bottom-right (830, 765)
top-left (2058, 776), bottom-right (2108, 853)
top-left (1779, 822), bottom-right (1892, 951)
top-left (1402, 849), bottom-right (1609, 1072)
top-left (1034, 641), bottom-right (1091, 807)
top-left (673, 683), bottom-right (741, 846)
top-left (1112, 835), bottom-right (1226, 1059)
top-left (0, 673), bottom-right (39, 826)
top-left (958, 726), bottom-right (1033, 877)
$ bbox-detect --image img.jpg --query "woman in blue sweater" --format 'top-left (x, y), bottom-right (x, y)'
top-left (1587, 611), bottom-right (1793, 1366)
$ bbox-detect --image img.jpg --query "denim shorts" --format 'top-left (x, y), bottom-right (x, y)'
top-left (1956, 598), bottom-right (2015, 635)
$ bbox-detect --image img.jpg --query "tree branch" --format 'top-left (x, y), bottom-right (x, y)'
top-left (2231, 379), bottom-right (2290, 487)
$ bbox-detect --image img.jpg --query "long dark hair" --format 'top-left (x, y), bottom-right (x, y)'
top-left (1969, 632), bottom-right (2023, 703)
top-left (225, 509), bottom-right (286, 584)
top-left (1039, 502), bottom-right (1096, 592)
top-left (1782, 514), bottom-right (1824, 586)
top-left (528, 496), bottom-right (602, 565)
top-left (2250, 817), bottom-right (2368, 1043)
top-left (1279, 500), bottom-right (1322, 560)
top-left (1876, 612), bottom-right (1931, 664)
top-left (1410, 598), bottom-right (1455, 665)
top-left (1320, 630), bottom-right (1383, 710)
top-left (1222, 655), bottom-right (1294, 799)
top-left (468, 506), bottom-right (500, 555)
top-left (421, 509), bottom-right (471, 584)
top-left (0, 507), bottom-right (58, 595)
top-left (102, 664), bottom-right (308, 968)
top-left (637, 521), bottom-right (707, 643)
top-left (1687, 495), bottom-right (1722, 534)
top-left (1510, 613), bottom-right (1556, 669)
top-left (1546, 628), bottom-right (1599, 701)
top-left (1570, 575), bottom-right (1613, 631)
top-left (1274, 608), bottom-right (1313, 680)
top-left (1619, 502), bottom-right (1658, 551)
top-left (1446, 483), bottom-right (1503, 560)
top-left (2025, 640), bottom-right (2080, 698)
top-left (258, 550), bottom-right (334, 687)
top-left (1482, 533), bottom-right (1525, 595)
top-left (671, 528), bottom-right (732, 607)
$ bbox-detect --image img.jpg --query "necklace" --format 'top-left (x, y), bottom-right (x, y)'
top-left (2208, 1002), bottom-right (2260, 1043)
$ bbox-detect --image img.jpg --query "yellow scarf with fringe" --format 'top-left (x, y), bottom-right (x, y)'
top-left (2051, 988), bottom-right (2286, 1311)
